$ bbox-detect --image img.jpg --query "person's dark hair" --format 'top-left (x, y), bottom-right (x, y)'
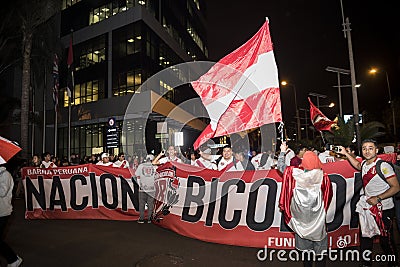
top-left (42, 152), bottom-right (51, 159)
top-left (294, 145), bottom-right (307, 155)
top-left (118, 152), bottom-right (125, 158)
top-left (361, 139), bottom-right (377, 147)
top-left (347, 144), bottom-right (356, 153)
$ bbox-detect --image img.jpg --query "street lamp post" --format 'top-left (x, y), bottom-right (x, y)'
top-left (369, 68), bottom-right (397, 144)
top-left (325, 66), bottom-right (350, 118)
top-left (338, 0), bottom-right (361, 152)
top-left (299, 108), bottom-right (309, 140)
top-left (281, 81), bottom-right (301, 141)
top-left (308, 92), bottom-right (327, 109)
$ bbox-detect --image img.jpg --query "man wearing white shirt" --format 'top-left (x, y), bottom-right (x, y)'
top-left (252, 151), bottom-right (275, 170)
top-left (96, 153), bottom-right (113, 166)
top-left (113, 152), bottom-right (129, 168)
top-left (217, 146), bottom-right (235, 171)
top-left (318, 149), bottom-right (335, 163)
top-left (153, 146), bottom-right (183, 165)
top-left (194, 146), bottom-right (217, 170)
top-left (284, 147), bottom-right (295, 167)
top-left (40, 152), bottom-right (57, 168)
top-left (135, 154), bottom-right (157, 223)
top-left (337, 139), bottom-right (399, 266)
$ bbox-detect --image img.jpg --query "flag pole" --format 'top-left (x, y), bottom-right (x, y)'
top-left (31, 83), bottom-right (35, 157)
top-left (55, 104), bottom-right (58, 157)
top-left (68, 89), bottom-right (71, 162)
top-left (67, 30), bottom-right (74, 163)
top-left (43, 65), bottom-right (46, 153)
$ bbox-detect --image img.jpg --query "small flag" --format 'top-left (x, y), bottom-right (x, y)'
top-left (308, 97), bottom-right (336, 132)
top-left (191, 18), bottom-right (282, 149)
top-left (67, 35), bottom-right (74, 98)
top-left (52, 53), bottom-right (59, 113)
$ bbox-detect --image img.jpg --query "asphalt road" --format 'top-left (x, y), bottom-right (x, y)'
top-left (0, 198), bottom-right (394, 267)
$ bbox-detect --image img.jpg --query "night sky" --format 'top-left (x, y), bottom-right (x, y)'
top-left (205, 0), bottom-right (400, 124)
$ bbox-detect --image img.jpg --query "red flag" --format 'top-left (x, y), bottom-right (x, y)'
top-left (67, 35), bottom-right (74, 98)
top-left (308, 97), bottom-right (336, 132)
top-left (191, 18), bottom-right (282, 149)
top-left (0, 136), bottom-right (21, 164)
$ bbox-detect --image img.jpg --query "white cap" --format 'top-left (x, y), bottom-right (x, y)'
top-left (146, 154), bottom-right (155, 161)
top-left (384, 146), bottom-right (394, 154)
top-left (101, 153), bottom-right (109, 159)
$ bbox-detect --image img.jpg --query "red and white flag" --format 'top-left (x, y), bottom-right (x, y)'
top-left (0, 136), bottom-right (21, 164)
top-left (308, 97), bottom-right (336, 132)
top-left (191, 18), bottom-right (282, 149)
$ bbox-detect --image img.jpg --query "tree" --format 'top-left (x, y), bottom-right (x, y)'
top-left (17, 0), bottom-right (60, 158)
top-left (323, 116), bottom-right (386, 148)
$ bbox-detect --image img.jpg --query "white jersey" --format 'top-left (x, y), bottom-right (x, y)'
top-left (251, 154), bottom-right (262, 169)
top-left (318, 151), bottom-right (335, 163)
top-left (159, 156), bottom-right (182, 164)
top-left (284, 149), bottom-right (295, 167)
top-left (218, 157), bottom-right (233, 171)
top-left (135, 162), bottom-right (157, 193)
top-left (251, 153), bottom-right (274, 170)
top-left (113, 160), bottom-right (129, 168)
top-left (41, 161), bottom-right (57, 168)
top-left (96, 161), bottom-right (113, 167)
top-left (194, 157), bottom-right (217, 170)
top-left (362, 158), bottom-right (396, 210)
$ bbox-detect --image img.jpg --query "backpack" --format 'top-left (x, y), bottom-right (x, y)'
top-left (362, 159), bottom-right (400, 198)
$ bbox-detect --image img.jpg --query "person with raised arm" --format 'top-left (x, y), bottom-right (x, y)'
top-left (337, 139), bottom-right (399, 267)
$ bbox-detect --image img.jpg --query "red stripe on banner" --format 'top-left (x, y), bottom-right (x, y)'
top-left (22, 164), bottom-right (135, 179)
top-left (22, 157), bottom-right (384, 249)
top-left (155, 213), bottom-right (360, 249)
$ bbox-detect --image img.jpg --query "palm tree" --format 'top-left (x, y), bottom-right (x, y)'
top-left (324, 116), bottom-right (386, 147)
top-left (17, 0), bottom-right (60, 158)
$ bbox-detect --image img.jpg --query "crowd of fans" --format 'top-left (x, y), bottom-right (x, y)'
top-left (24, 142), bottom-right (400, 171)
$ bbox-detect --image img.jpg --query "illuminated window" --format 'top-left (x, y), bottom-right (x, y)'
top-left (62, 0), bottom-right (81, 10)
top-left (89, 1), bottom-right (136, 25)
top-left (63, 79), bottom-right (104, 107)
top-left (76, 36), bottom-right (106, 70)
top-left (187, 21), bottom-right (204, 53)
top-left (112, 69), bottom-right (143, 96)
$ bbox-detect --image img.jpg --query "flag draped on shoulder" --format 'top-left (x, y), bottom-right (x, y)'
top-left (308, 97), bottom-right (336, 132)
top-left (191, 18), bottom-right (282, 149)
top-left (67, 35), bottom-right (74, 98)
top-left (52, 53), bottom-right (59, 113)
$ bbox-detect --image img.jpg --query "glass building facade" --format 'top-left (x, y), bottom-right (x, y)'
top-left (56, 0), bottom-right (208, 158)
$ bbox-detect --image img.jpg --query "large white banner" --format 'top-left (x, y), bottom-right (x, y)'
top-left (21, 158), bottom-right (376, 249)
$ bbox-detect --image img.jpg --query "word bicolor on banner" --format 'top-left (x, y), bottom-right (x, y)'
top-left (22, 159), bottom-right (367, 249)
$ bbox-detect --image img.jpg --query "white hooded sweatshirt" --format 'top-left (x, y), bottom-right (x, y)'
top-left (0, 166), bottom-right (14, 217)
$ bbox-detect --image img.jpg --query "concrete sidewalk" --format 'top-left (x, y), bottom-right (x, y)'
top-left (0, 198), bottom-right (392, 267)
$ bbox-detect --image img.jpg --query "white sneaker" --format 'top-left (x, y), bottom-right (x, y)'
top-left (7, 256), bottom-right (23, 267)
